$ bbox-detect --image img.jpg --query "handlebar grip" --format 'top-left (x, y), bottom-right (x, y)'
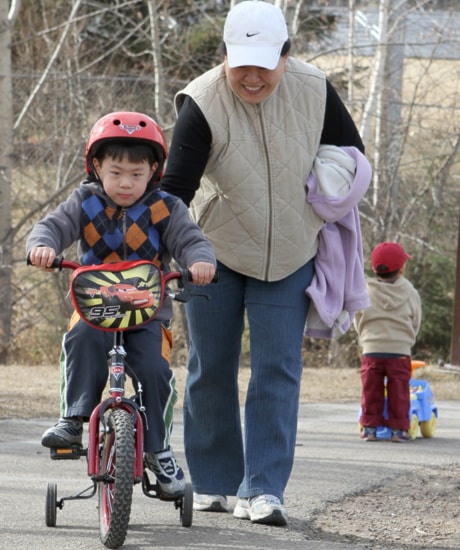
top-left (26, 253), bottom-right (64, 270)
top-left (50, 258), bottom-right (64, 269)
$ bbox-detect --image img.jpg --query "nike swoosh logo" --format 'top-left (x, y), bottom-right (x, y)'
top-left (246, 32), bottom-right (260, 38)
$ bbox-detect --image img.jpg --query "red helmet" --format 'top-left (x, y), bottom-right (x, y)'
top-left (85, 111), bottom-right (168, 180)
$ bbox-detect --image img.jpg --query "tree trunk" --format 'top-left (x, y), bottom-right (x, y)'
top-left (0, 0), bottom-right (13, 364)
top-left (148, 0), bottom-right (165, 123)
top-left (380, 0), bottom-right (406, 236)
top-left (0, 0), bottom-right (14, 363)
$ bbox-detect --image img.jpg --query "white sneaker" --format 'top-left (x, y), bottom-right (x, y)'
top-left (193, 493), bottom-right (229, 512)
top-left (234, 495), bottom-right (287, 526)
top-left (233, 498), bottom-right (251, 519)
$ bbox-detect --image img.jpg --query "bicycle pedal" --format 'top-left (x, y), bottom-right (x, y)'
top-left (50, 446), bottom-right (87, 460)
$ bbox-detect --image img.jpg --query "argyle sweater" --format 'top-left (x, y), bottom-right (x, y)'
top-left (80, 187), bottom-right (174, 265)
top-left (26, 180), bottom-right (216, 321)
top-left (26, 178), bottom-right (216, 274)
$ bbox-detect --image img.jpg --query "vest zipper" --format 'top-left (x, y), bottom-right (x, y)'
top-left (258, 103), bottom-right (273, 280)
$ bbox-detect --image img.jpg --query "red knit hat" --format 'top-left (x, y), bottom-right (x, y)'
top-left (371, 242), bottom-right (411, 274)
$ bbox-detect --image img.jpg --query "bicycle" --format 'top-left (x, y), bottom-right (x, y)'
top-left (29, 256), bottom-right (211, 549)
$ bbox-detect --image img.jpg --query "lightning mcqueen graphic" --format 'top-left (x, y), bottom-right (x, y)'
top-left (99, 283), bottom-right (155, 309)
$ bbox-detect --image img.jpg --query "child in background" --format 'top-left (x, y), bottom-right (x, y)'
top-left (27, 111), bottom-right (216, 495)
top-left (354, 242), bottom-right (422, 442)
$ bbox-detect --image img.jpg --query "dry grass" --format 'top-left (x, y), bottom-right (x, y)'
top-left (1, 363), bottom-right (459, 420)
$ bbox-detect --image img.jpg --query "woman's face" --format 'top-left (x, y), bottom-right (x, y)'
top-left (224, 55), bottom-right (288, 104)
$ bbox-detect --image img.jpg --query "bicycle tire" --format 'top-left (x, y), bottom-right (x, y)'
top-left (98, 408), bottom-right (135, 549)
top-left (45, 481), bottom-right (57, 527)
top-left (180, 482), bottom-right (193, 527)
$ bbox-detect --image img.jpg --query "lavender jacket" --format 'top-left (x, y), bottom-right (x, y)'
top-left (304, 145), bottom-right (372, 338)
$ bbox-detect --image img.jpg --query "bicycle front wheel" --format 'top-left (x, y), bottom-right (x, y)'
top-left (98, 408), bottom-right (135, 549)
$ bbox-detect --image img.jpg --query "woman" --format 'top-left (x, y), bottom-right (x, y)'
top-left (161, 0), bottom-right (365, 526)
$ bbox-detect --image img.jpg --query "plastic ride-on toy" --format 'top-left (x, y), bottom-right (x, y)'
top-left (358, 360), bottom-right (438, 441)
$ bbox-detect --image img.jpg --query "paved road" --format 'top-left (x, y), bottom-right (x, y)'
top-left (2, 401), bottom-right (460, 549)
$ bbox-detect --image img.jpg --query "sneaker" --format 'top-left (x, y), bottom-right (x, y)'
top-left (41, 417), bottom-right (83, 448)
top-left (234, 495), bottom-right (287, 526)
top-left (144, 447), bottom-right (186, 497)
top-left (391, 429), bottom-right (410, 443)
top-left (193, 493), bottom-right (229, 512)
top-left (360, 426), bottom-right (377, 441)
top-left (233, 498), bottom-right (251, 520)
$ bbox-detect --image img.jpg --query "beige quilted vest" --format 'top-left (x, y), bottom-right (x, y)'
top-left (175, 57), bottom-right (326, 281)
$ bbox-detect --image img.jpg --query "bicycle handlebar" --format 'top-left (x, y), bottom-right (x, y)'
top-left (27, 255), bottom-right (216, 303)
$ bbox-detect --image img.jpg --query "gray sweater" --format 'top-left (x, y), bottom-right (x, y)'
top-left (27, 180), bottom-right (216, 320)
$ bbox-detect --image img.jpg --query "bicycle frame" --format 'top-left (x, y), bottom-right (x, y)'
top-left (87, 337), bottom-right (145, 481)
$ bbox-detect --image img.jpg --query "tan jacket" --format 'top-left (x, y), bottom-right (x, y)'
top-left (354, 276), bottom-right (422, 355)
top-left (175, 57), bottom-right (327, 281)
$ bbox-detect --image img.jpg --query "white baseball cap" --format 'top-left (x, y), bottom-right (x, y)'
top-left (223, 1), bottom-right (289, 70)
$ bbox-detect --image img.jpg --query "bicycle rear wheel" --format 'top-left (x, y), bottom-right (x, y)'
top-left (98, 408), bottom-right (135, 549)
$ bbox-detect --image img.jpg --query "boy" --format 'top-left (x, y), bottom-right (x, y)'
top-left (27, 111), bottom-right (216, 496)
top-left (354, 242), bottom-right (422, 442)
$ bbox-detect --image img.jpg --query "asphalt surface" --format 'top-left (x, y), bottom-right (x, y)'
top-left (2, 401), bottom-right (460, 549)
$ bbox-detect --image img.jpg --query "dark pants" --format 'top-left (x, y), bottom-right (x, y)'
top-left (360, 355), bottom-right (411, 430)
top-left (60, 317), bottom-right (176, 452)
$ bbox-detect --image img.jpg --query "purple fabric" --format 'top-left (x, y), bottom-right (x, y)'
top-left (304, 146), bottom-right (371, 338)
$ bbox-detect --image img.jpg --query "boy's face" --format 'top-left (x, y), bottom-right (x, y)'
top-left (93, 155), bottom-right (157, 207)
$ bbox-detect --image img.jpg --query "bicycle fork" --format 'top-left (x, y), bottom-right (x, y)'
top-left (87, 333), bottom-right (145, 481)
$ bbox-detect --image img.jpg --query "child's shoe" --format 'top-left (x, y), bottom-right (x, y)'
top-left (360, 426), bottom-right (377, 441)
top-left (144, 447), bottom-right (186, 497)
top-left (391, 429), bottom-right (410, 443)
top-left (41, 417), bottom-right (83, 448)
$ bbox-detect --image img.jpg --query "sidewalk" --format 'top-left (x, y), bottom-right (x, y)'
top-left (1, 401), bottom-right (460, 549)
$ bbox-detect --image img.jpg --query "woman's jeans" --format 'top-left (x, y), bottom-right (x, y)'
top-left (183, 260), bottom-right (314, 502)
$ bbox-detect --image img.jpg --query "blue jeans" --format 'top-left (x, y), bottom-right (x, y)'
top-left (183, 260), bottom-right (313, 502)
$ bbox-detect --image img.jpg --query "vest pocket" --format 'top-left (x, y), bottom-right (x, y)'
top-left (190, 192), bottom-right (220, 230)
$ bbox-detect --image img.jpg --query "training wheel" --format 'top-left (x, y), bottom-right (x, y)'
top-left (180, 483), bottom-right (193, 527)
top-left (45, 481), bottom-right (58, 527)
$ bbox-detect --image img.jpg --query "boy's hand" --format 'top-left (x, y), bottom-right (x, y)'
top-left (188, 262), bottom-right (216, 285)
top-left (29, 246), bottom-right (57, 270)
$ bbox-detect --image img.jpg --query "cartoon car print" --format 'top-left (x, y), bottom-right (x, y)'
top-left (99, 283), bottom-right (155, 309)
